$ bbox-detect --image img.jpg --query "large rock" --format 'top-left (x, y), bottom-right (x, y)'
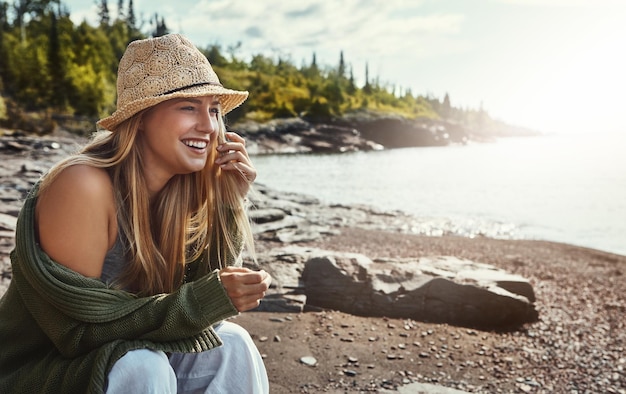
top-left (330, 112), bottom-right (471, 147)
top-left (236, 117), bottom-right (383, 154)
top-left (250, 246), bottom-right (314, 313)
top-left (301, 250), bottom-right (538, 329)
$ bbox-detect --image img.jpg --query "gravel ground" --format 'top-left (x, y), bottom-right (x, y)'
top-left (4, 225), bottom-right (623, 393)
top-left (1, 132), bottom-right (624, 393)
top-left (235, 229), bottom-right (626, 393)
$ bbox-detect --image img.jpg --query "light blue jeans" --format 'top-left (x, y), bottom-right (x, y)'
top-left (105, 322), bottom-right (269, 394)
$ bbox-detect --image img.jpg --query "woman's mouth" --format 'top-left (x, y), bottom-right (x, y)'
top-left (182, 139), bottom-right (208, 150)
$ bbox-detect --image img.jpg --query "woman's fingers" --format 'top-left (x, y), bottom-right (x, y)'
top-left (216, 149), bottom-right (252, 168)
top-left (230, 293), bottom-right (266, 311)
top-left (219, 268), bottom-right (271, 312)
top-left (220, 161), bottom-right (257, 183)
top-left (216, 132), bottom-right (257, 188)
top-left (224, 131), bottom-right (246, 146)
top-left (216, 132), bottom-right (249, 158)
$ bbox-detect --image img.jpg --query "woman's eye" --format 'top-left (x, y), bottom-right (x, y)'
top-left (210, 107), bottom-right (220, 116)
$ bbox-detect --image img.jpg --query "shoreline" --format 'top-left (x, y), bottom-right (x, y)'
top-left (250, 132), bottom-right (626, 259)
top-left (1, 132), bottom-right (625, 392)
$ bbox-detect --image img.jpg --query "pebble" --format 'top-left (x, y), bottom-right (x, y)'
top-left (2, 134), bottom-right (626, 394)
top-left (300, 356), bottom-right (317, 367)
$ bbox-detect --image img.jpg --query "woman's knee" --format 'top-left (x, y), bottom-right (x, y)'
top-left (214, 321), bottom-right (255, 348)
top-left (106, 349), bottom-right (176, 393)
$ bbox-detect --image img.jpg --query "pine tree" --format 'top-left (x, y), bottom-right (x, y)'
top-left (347, 65), bottom-right (356, 94)
top-left (338, 50), bottom-right (345, 78)
top-left (442, 92), bottom-right (451, 119)
top-left (0, 2), bottom-right (7, 87)
top-left (151, 13), bottom-right (168, 37)
top-left (0, 2), bottom-right (8, 31)
top-left (47, 9), bottom-right (66, 109)
top-left (98, 0), bottom-right (110, 26)
top-left (363, 62), bottom-right (372, 94)
top-left (117, 0), bottom-right (124, 20)
top-left (127, 0), bottom-right (136, 30)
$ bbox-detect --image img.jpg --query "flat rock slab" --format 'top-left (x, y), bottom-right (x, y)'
top-left (301, 250), bottom-right (538, 329)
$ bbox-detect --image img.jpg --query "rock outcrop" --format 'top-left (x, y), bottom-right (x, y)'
top-left (232, 110), bottom-right (541, 155)
top-left (301, 252), bottom-right (537, 329)
top-left (234, 117), bottom-right (383, 155)
top-left (331, 113), bottom-right (471, 147)
top-left (243, 178), bottom-right (538, 329)
top-left (232, 114), bottom-right (495, 155)
top-left (248, 244), bottom-right (538, 329)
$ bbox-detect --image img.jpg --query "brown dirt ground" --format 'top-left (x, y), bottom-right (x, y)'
top-left (235, 228), bottom-right (626, 393)
top-left (1, 133), bottom-right (624, 393)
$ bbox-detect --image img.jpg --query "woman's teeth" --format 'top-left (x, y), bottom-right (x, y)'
top-left (183, 140), bottom-right (207, 149)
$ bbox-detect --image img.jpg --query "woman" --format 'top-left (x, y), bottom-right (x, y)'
top-left (0, 33), bottom-right (271, 393)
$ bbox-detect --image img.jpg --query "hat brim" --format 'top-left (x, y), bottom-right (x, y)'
top-left (97, 84), bottom-right (249, 131)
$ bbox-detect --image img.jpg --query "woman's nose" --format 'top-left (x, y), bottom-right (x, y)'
top-left (197, 110), bottom-right (217, 134)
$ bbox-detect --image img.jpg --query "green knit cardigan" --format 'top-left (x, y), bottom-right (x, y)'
top-left (0, 187), bottom-right (240, 393)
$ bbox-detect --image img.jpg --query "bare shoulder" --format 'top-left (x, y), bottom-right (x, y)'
top-left (44, 164), bottom-right (113, 196)
top-left (36, 165), bottom-right (116, 277)
top-left (37, 165), bottom-right (115, 218)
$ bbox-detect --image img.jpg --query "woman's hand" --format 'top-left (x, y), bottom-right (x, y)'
top-left (219, 267), bottom-right (272, 312)
top-left (215, 132), bottom-right (256, 196)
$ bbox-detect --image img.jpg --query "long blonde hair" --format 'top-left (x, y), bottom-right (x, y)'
top-left (40, 110), bottom-right (255, 296)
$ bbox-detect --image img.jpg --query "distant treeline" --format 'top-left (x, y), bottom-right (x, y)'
top-left (0, 0), bottom-right (501, 134)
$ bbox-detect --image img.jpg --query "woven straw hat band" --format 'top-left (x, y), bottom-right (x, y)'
top-left (97, 34), bottom-right (248, 131)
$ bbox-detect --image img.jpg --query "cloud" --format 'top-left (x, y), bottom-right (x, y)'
top-left (65, 2), bottom-right (99, 25)
top-left (179, 0), bottom-right (467, 66)
top-left (244, 26), bottom-right (264, 39)
top-left (285, 3), bottom-right (322, 18)
top-left (493, 0), bottom-right (624, 6)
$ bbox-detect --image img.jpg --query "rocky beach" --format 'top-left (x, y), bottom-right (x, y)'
top-left (1, 130), bottom-right (624, 393)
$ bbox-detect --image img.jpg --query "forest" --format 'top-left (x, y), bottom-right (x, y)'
top-left (0, 0), bottom-right (503, 135)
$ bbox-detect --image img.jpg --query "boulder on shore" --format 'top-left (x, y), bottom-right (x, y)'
top-left (302, 252), bottom-right (537, 329)
top-left (257, 246), bottom-right (538, 329)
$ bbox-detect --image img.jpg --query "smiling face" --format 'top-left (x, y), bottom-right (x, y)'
top-left (138, 96), bottom-right (221, 195)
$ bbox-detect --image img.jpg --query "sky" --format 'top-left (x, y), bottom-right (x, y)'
top-left (64, 0), bottom-right (626, 134)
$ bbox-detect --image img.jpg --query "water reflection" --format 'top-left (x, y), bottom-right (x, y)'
top-left (253, 133), bottom-right (626, 255)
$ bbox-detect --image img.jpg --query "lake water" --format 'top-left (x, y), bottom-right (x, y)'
top-left (252, 132), bottom-right (626, 256)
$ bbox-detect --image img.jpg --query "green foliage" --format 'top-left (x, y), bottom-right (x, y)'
top-left (0, 0), bottom-right (501, 134)
top-left (0, 94), bottom-right (7, 121)
top-left (0, 0), bottom-right (135, 126)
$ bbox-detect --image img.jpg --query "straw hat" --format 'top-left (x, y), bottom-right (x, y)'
top-left (97, 33), bottom-right (249, 131)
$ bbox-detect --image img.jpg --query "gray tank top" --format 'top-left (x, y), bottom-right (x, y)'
top-left (100, 235), bottom-right (127, 285)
